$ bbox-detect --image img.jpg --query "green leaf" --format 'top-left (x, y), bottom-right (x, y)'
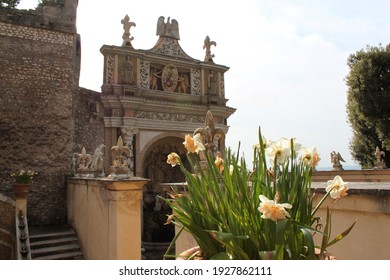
top-left (300, 227), bottom-right (316, 259)
top-left (210, 252), bottom-right (231, 260)
top-left (206, 230), bottom-right (234, 243)
top-left (327, 220), bottom-right (357, 248)
top-left (275, 219), bottom-right (289, 260)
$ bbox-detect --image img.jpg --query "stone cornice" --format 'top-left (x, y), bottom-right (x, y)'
top-left (100, 44), bottom-right (229, 72)
top-left (100, 94), bottom-right (236, 117)
top-left (103, 116), bottom-right (231, 134)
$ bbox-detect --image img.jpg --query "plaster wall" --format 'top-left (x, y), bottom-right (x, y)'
top-left (67, 178), bottom-right (146, 259)
top-left (312, 182), bottom-right (390, 260)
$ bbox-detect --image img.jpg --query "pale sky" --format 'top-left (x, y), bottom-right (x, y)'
top-left (18, 0), bottom-right (390, 169)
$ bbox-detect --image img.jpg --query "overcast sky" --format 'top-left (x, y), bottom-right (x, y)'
top-left (18, 0), bottom-right (390, 169)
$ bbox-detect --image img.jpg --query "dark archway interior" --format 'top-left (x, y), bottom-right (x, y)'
top-left (142, 136), bottom-right (190, 244)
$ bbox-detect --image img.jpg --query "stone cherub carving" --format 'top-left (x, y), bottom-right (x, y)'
top-left (156, 16), bottom-right (180, 40)
top-left (121, 14), bottom-right (136, 47)
top-left (203, 35), bottom-right (216, 62)
top-left (331, 151), bottom-right (345, 171)
top-left (374, 146), bottom-right (386, 169)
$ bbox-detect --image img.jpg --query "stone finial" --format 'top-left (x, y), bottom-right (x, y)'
top-left (121, 14), bottom-right (136, 47)
top-left (374, 146), bottom-right (386, 169)
top-left (108, 136), bottom-right (131, 179)
top-left (156, 16), bottom-right (180, 40)
top-left (193, 110), bottom-right (225, 152)
top-left (77, 147), bottom-right (91, 172)
top-left (331, 151), bottom-right (345, 171)
top-left (203, 35), bottom-right (216, 62)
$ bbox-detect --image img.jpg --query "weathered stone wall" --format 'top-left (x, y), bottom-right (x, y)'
top-left (0, 194), bottom-right (15, 259)
top-left (0, 6), bottom-right (80, 225)
top-left (73, 88), bottom-right (105, 170)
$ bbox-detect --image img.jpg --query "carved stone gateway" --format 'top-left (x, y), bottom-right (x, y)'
top-left (98, 15), bottom-right (235, 257)
top-left (100, 15), bottom-right (235, 180)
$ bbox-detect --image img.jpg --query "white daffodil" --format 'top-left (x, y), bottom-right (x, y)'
top-left (183, 133), bottom-right (205, 154)
top-left (265, 138), bottom-right (291, 165)
top-left (301, 146), bottom-right (321, 167)
top-left (166, 152), bottom-right (180, 167)
top-left (326, 175), bottom-right (349, 199)
top-left (258, 195), bottom-right (292, 222)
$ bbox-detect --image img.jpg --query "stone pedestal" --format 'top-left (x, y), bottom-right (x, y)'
top-left (67, 177), bottom-right (148, 260)
top-left (13, 184), bottom-right (30, 217)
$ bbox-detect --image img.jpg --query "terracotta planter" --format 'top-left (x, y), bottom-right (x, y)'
top-left (12, 184), bottom-right (31, 198)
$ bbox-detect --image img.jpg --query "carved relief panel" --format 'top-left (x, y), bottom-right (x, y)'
top-left (105, 54), bottom-right (115, 84)
top-left (147, 62), bottom-right (191, 94)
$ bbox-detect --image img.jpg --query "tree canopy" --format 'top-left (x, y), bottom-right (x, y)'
top-left (0, 0), bottom-right (20, 8)
top-left (346, 44), bottom-right (390, 168)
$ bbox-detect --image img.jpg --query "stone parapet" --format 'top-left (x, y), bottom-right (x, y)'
top-left (312, 169), bottom-right (390, 182)
top-left (0, 21), bottom-right (74, 45)
top-left (312, 181), bottom-right (390, 259)
top-left (67, 177), bottom-right (148, 260)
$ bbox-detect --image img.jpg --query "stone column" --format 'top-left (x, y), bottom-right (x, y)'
top-left (121, 127), bottom-right (139, 176)
top-left (106, 180), bottom-right (144, 260)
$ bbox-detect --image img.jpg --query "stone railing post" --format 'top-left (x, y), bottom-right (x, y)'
top-left (67, 177), bottom-right (148, 260)
top-left (106, 180), bottom-right (144, 260)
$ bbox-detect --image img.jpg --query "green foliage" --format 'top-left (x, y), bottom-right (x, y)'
top-left (346, 44), bottom-right (390, 167)
top-left (0, 0), bottom-right (20, 8)
top-left (37, 0), bottom-right (64, 7)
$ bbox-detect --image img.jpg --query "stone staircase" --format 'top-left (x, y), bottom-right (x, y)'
top-left (29, 225), bottom-right (83, 260)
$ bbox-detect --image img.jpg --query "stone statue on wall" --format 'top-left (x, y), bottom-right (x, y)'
top-left (123, 56), bottom-right (134, 84)
top-left (156, 16), bottom-right (180, 40)
top-left (121, 14), bottom-right (136, 47)
top-left (77, 147), bottom-right (91, 172)
top-left (374, 146), bottom-right (386, 169)
top-left (87, 144), bottom-right (105, 175)
top-left (108, 136), bottom-right (131, 179)
top-left (331, 151), bottom-right (345, 171)
top-left (203, 35), bottom-right (216, 62)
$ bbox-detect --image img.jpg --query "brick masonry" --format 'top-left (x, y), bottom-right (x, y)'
top-left (0, 5), bottom-right (82, 226)
top-left (0, 194), bottom-right (15, 259)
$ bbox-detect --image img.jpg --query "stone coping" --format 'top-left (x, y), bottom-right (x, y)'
top-left (159, 181), bottom-right (390, 196)
top-left (66, 176), bottom-right (149, 191)
top-left (312, 181), bottom-right (390, 196)
top-left (312, 169), bottom-right (390, 182)
top-left (0, 193), bottom-right (15, 207)
top-left (67, 176), bottom-right (148, 182)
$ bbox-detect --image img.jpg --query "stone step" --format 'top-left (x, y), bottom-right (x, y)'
top-left (30, 236), bottom-right (79, 249)
top-left (29, 230), bottom-right (76, 242)
top-left (31, 244), bottom-right (81, 257)
top-left (29, 225), bottom-right (83, 260)
top-left (32, 251), bottom-right (84, 260)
